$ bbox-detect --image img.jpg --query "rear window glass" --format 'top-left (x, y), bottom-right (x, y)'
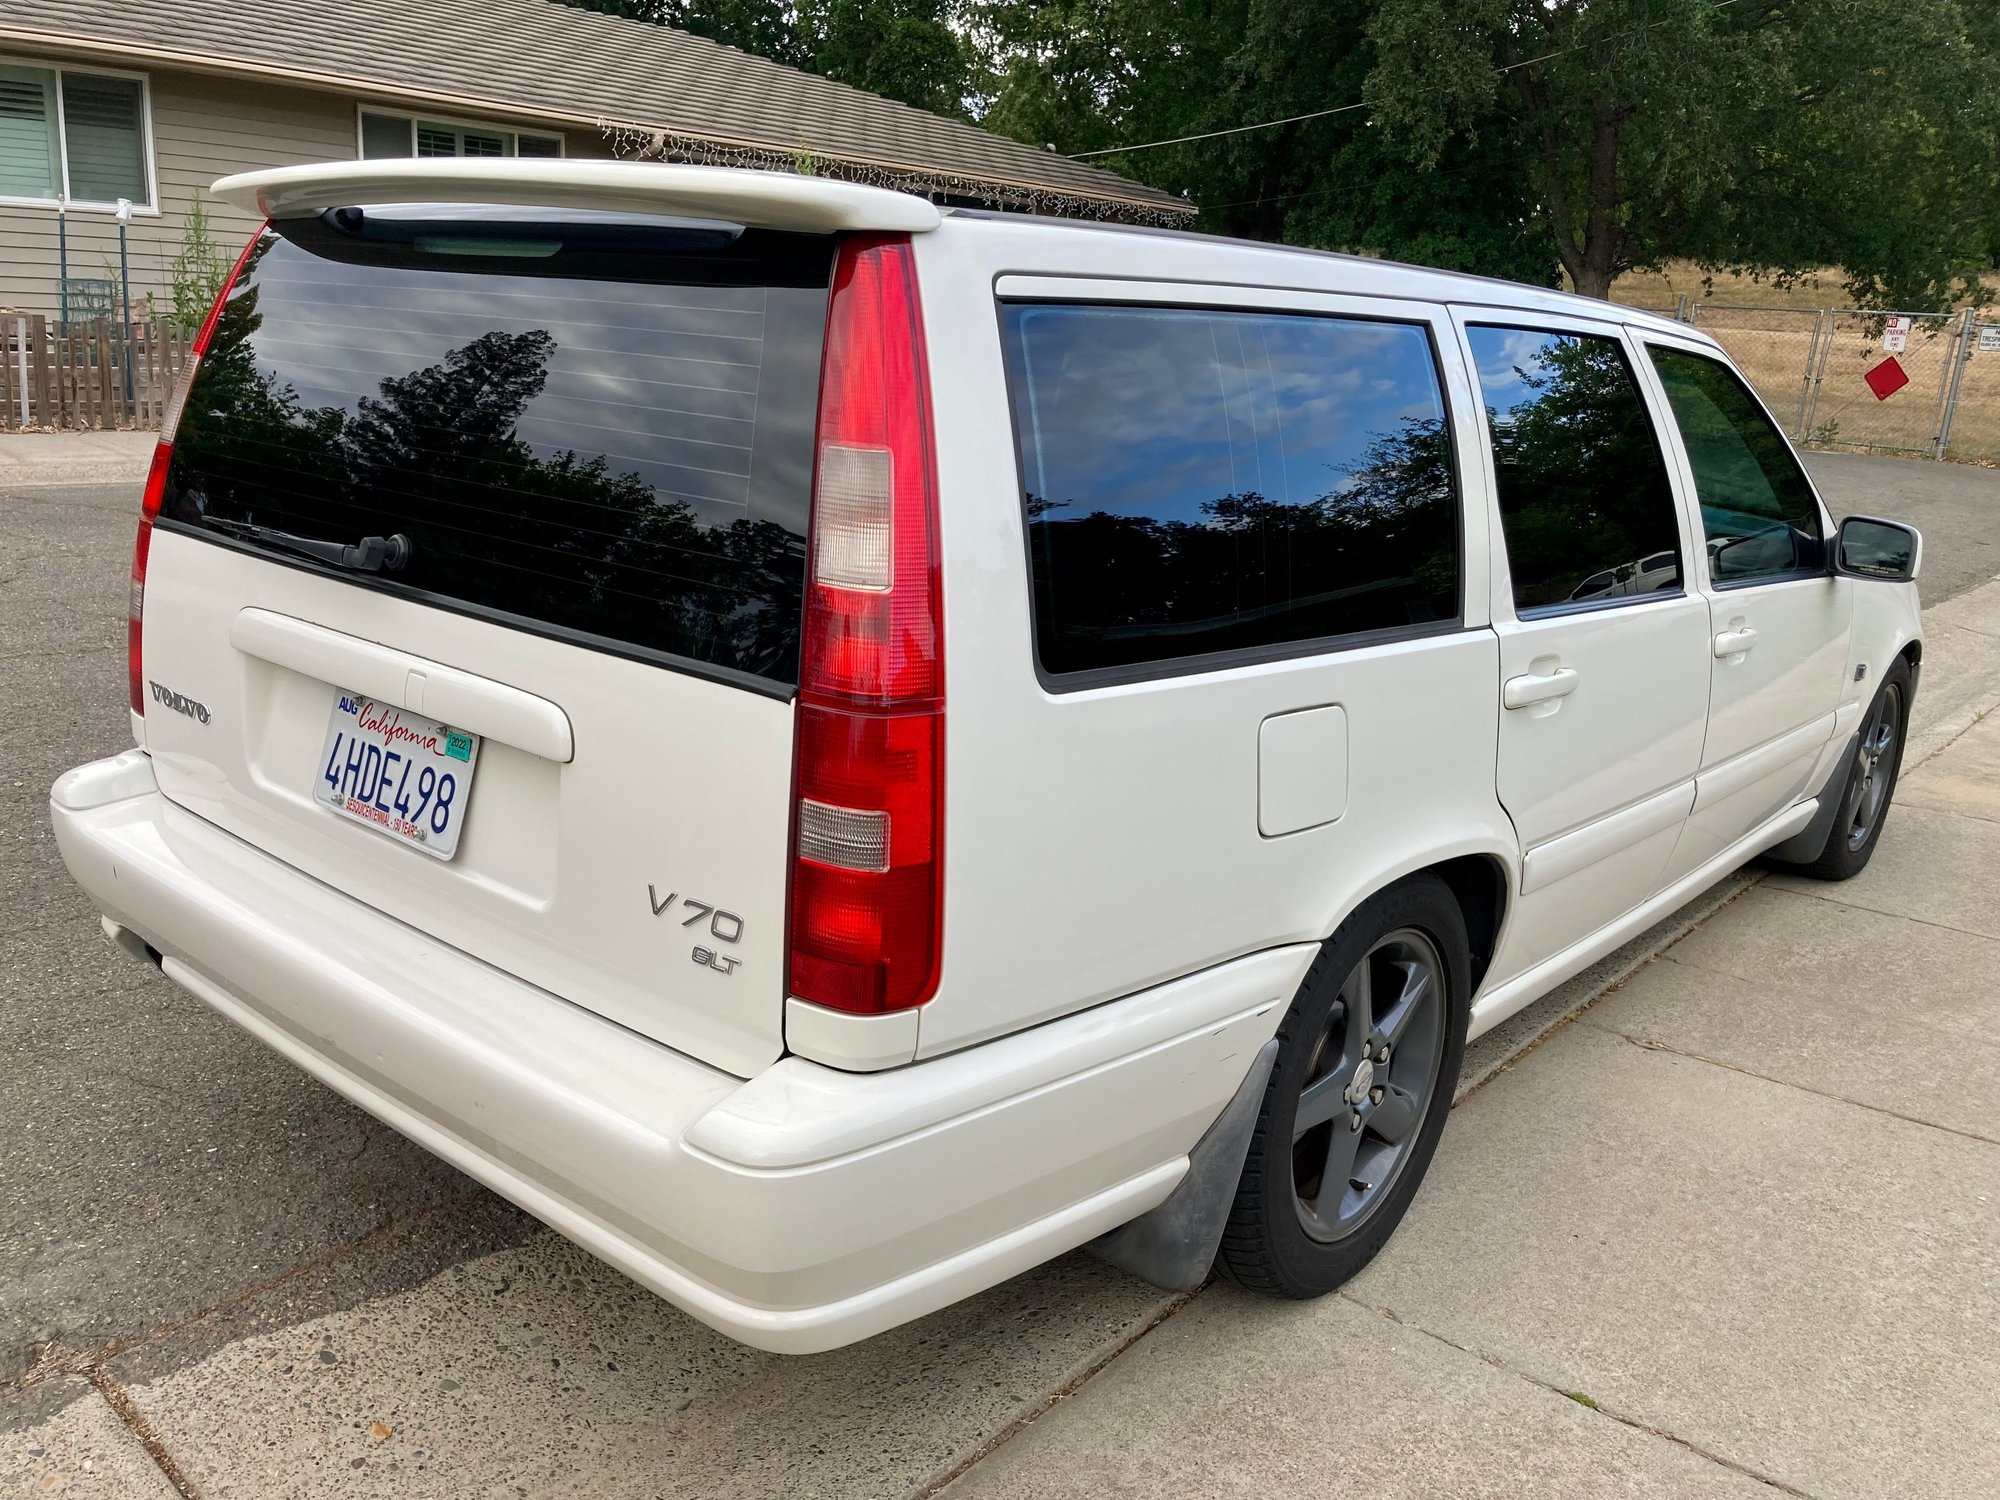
top-left (161, 208), bottom-right (832, 689)
top-left (1001, 303), bottom-right (1460, 679)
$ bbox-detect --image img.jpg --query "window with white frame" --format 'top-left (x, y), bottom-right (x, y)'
top-left (0, 61), bottom-right (152, 208)
top-left (359, 108), bottom-right (563, 161)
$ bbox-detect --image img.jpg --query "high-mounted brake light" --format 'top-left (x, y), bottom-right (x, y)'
top-left (787, 235), bottom-right (944, 1016)
top-left (130, 225), bottom-right (264, 719)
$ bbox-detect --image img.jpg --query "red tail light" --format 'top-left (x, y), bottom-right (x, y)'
top-left (787, 235), bottom-right (944, 1016)
top-left (130, 226), bottom-right (264, 718)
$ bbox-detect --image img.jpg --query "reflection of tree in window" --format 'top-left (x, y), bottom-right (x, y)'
top-left (1469, 328), bottom-right (1680, 611)
top-left (1008, 306), bottom-right (1461, 676)
top-left (1023, 415), bottom-right (1459, 672)
top-left (1649, 347), bottom-right (1822, 584)
top-left (165, 245), bottom-right (804, 680)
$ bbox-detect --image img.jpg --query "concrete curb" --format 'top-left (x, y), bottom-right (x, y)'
top-left (0, 432), bottom-right (155, 489)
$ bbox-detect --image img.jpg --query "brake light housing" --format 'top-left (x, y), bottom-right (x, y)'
top-left (130, 225), bottom-right (264, 720)
top-left (787, 235), bottom-right (944, 1017)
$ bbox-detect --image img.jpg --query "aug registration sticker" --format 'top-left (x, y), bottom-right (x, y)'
top-left (312, 692), bottom-right (480, 860)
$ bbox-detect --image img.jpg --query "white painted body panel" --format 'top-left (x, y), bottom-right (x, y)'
top-left (51, 752), bottom-right (1306, 1353)
top-left (1449, 308), bottom-right (1718, 989)
top-left (138, 532), bottom-right (796, 1077)
top-left (214, 158), bottom-right (946, 234)
top-left (55, 179), bottom-right (1927, 1349)
top-left (916, 232), bottom-right (1510, 1058)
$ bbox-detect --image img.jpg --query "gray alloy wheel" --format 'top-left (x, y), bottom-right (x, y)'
top-left (1842, 681), bottom-right (1903, 852)
top-left (1216, 873), bottom-right (1469, 1299)
top-left (1291, 929), bottom-right (1447, 1243)
top-left (1786, 659), bottom-right (1912, 882)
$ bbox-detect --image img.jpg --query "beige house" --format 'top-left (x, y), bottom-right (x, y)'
top-left (1, 0), bottom-right (1184, 322)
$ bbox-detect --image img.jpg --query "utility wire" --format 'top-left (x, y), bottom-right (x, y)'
top-left (1068, 0), bottom-right (1741, 160)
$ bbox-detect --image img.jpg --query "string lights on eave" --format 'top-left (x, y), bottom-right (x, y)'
top-left (599, 122), bottom-right (1191, 227)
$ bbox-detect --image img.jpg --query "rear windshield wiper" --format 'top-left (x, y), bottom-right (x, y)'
top-left (208, 519), bottom-right (412, 575)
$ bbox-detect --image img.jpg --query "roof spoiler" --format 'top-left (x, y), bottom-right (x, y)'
top-left (211, 159), bottom-right (943, 235)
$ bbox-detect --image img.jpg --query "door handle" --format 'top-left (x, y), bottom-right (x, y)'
top-left (1714, 627), bottom-right (1759, 658)
top-left (1503, 667), bottom-right (1580, 709)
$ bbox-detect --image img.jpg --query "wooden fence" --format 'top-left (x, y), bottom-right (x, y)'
top-left (0, 316), bottom-right (195, 432)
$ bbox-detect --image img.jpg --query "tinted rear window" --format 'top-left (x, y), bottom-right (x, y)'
top-left (161, 208), bottom-right (832, 689)
top-left (1464, 324), bottom-right (1682, 613)
top-left (1001, 303), bottom-right (1460, 680)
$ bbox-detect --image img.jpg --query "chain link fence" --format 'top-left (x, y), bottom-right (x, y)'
top-left (1651, 300), bottom-right (2000, 463)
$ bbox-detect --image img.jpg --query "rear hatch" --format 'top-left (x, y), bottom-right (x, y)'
top-left (140, 204), bottom-right (832, 1075)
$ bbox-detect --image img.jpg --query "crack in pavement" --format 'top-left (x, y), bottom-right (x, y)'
top-left (906, 1284), bottom-right (1200, 1500)
top-left (86, 1365), bottom-right (203, 1500)
top-left (1586, 1022), bottom-right (2000, 1150)
top-left (1335, 1293), bottom-right (1822, 1499)
top-left (14, 1185), bottom-right (492, 1392)
top-left (1761, 878), bottom-right (2000, 946)
top-left (13, 1186), bottom-right (499, 1498)
top-left (1453, 873), bottom-right (1765, 1108)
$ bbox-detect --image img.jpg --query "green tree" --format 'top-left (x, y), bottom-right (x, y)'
top-left (168, 189), bottom-right (230, 333)
top-left (972, 0), bottom-right (1556, 281)
top-left (1363, 0), bottom-right (2000, 305)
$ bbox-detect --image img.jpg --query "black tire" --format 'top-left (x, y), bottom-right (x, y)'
top-left (1789, 660), bottom-right (1911, 882)
top-left (1217, 874), bottom-right (1469, 1298)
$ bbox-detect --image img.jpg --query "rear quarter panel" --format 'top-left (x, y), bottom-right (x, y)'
top-left (911, 219), bottom-right (1516, 1059)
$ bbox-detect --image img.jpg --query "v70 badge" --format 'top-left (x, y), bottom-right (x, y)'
top-left (649, 885), bottom-right (743, 976)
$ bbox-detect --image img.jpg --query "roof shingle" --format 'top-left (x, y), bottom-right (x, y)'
top-left (3, 0), bottom-right (1188, 217)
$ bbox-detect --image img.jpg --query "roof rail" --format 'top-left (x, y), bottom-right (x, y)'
top-left (212, 158), bottom-right (943, 234)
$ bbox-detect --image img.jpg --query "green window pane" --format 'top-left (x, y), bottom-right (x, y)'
top-left (1650, 347), bottom-right (1822, 584)
top-left (0, 65), bottom-right (60, 200)
top-left (360, 111), bottom-right (412, 159)
top-left (516, 133), bottom-right (562, 158)
top-left (61, 72), bottom-right (148, 205)
top-left (416, 124), bottom-right (458, 157)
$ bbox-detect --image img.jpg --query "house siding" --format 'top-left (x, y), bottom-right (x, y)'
top-left (0, 59), bottom-right (596, 319)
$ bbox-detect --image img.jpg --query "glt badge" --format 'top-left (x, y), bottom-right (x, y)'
top-left (149, 681), bottom-right (211, 724)
top-left (649, 885), bottom-right (743, 976)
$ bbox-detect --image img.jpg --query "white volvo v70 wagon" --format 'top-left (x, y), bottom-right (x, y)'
top-left (52, 159), bottom-right (1925, 1353)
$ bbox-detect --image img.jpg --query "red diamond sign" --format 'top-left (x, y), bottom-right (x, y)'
top-left (1865, 357), bottom-right (1910, 401)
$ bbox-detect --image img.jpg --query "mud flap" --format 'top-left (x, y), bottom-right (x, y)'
top-left (1086, 1037), bottom-right (1280, 1292)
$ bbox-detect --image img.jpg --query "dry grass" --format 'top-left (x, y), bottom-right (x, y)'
top-left (1599, 262), bottom-right (2000, 463)
top-left (1606, 260), bottom-right (2000, 313)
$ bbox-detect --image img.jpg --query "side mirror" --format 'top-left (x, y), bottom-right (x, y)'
top-left (1833, 516), bottom-right (1922, 584)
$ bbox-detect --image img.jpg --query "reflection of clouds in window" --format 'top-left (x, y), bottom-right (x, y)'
top-left (1012, 306), bottom-right (1444, 523)
top-left (1472, 326), bottom-right (1552, 409)
top-left (1005, 302), bottom-right (1461, 675)
top-left (1465, 323), bottom-right (1681, 612)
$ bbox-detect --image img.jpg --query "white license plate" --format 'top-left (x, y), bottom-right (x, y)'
top-left (313, 692), bottom-right (480, 860)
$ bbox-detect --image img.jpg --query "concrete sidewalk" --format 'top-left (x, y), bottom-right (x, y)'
top-left (0, 432), bottom-right (153, 489)
top-left (940, 585), bottom-right (2000, 1500)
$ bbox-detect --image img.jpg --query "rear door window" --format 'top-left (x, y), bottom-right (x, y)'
top-left (1465, 324), bottom-right (1683, 613)
top-left (1646, 345), bottom-right (1825, 585)
top-left (162, 208), bottom-right (832, 690)
top-left (1001, 303), bottom-right (1461, 680)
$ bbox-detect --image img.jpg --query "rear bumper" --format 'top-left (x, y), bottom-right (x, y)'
top-left (50, 752), bottom-right (1307, 1352)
